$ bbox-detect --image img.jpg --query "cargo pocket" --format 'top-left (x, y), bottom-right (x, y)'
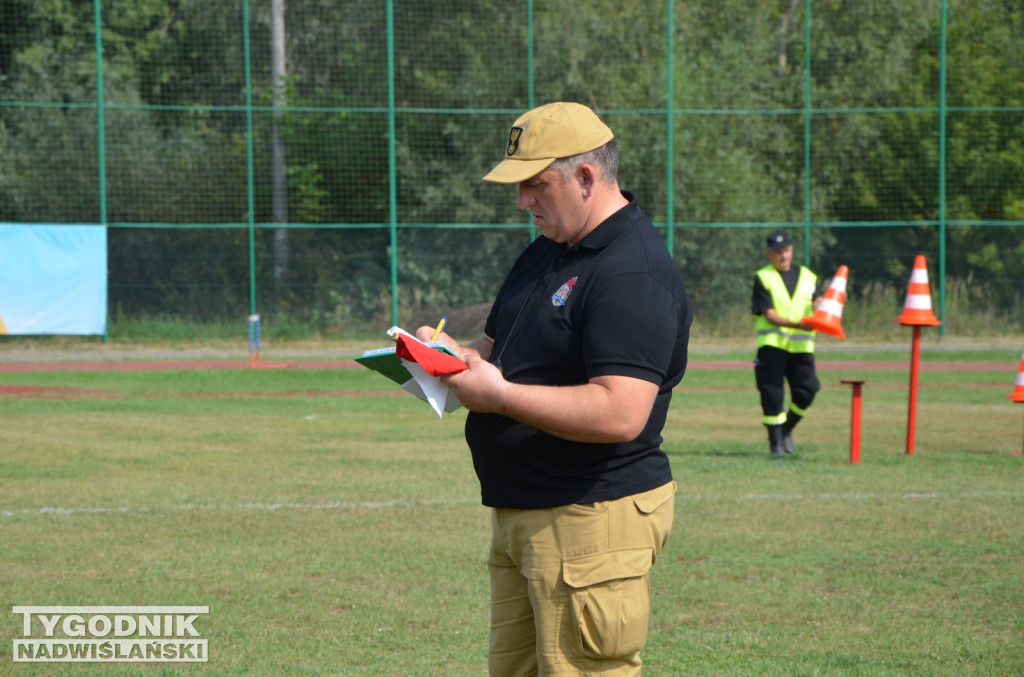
top-left (632, 480), bottom-right (676, 515)
top-left (561, 546), bottom-right (654, 660)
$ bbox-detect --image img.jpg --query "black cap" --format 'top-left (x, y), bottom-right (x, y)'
top-left (766, 230), bottom-right (792, 250)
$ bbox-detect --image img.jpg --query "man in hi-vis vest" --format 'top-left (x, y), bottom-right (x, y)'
top-left (751, 230), bottom-right (822, 458)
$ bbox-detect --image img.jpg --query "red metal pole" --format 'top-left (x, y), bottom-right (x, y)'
top-left (841, 379), bottom-right (865, 464)
top-left (1019, 408), bottom-right (1024, 457)
top-left (906, 325), bottom-right (921, 455)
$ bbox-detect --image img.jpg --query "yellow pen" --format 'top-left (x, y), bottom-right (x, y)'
top-left (431, 316), bottom-right (448, 341)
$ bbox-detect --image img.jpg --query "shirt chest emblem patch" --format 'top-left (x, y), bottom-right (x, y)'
top-left (551, 276), bottom-right (578, 307)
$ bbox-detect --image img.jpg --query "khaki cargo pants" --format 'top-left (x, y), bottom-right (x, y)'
top-left (487, 481), bottom-right (676, 676)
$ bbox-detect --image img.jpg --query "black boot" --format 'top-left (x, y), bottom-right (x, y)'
top-left (782, 412), bottom-right (803, 454)
top-left (766, 424), bottom-right (786, 459)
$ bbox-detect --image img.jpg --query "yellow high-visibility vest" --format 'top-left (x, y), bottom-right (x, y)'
top-left (754, 265), bottom-right (817, 353)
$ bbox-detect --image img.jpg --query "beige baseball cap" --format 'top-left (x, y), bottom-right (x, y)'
top-left (482, 102), bottom-right (614, 183)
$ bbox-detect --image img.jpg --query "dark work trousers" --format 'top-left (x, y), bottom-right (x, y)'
top-left (755, 345), bottom-right (820, 417)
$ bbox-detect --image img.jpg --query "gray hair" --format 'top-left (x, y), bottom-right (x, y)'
top-left (550, 139), bottom-right (619, 183)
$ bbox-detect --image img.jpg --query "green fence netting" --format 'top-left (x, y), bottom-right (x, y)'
top-left (1, 0), bottom-right (1022, 339)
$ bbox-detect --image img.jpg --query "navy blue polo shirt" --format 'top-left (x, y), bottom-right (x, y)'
top-left (465, 193), bottom-right (692, 509)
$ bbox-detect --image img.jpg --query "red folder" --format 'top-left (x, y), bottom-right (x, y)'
top-left (394, 335), bottom-right (468, 377)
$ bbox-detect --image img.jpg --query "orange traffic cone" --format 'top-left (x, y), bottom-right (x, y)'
top-left (1010, 349), bottom-right (1024, 402)
top-left (802, 265), bottom-right (848, 339)
top-left (898, 255), bottom-right (942, 326)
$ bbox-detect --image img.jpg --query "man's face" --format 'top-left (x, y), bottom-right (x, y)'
top-left (767, 244), bottom-right (794, 272)
top-left (516, 165), bottom-right (586, 245)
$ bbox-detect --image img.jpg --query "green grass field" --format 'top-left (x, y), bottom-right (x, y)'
top-left (1, 340), bottom-right (1022, 676)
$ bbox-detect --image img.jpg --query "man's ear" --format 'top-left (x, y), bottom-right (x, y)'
top-left (577, 163), bottom-right (598, 197)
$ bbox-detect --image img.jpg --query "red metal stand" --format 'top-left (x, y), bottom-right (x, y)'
top-left (1010, 350), bottom-right (1024, 456)
top-left (898, 255), bottom-right (941, 455)
top-left (1017, 408), bottom-right (1024, 457)
top-left (905, 325), bottom-right (922, 455)
top-left (841, 379), bottom-right (865, 464)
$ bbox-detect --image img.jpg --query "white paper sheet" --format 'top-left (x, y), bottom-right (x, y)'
top-left (399, 359), bottom-right (462, 418)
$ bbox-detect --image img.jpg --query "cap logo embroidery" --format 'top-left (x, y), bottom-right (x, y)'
top-left (506, 127), bottom-right (523, 157)
top-left (551, 276), bottom-right (578, 307)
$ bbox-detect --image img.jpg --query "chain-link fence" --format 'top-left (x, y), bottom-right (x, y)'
top-left (2, 0), bottom-right (1022, 339)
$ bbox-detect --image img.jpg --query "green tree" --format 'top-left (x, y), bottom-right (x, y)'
top-left (2, 0), bottom-right (1022, 330)
top-left (817, 0), bottom-right (1024, 308)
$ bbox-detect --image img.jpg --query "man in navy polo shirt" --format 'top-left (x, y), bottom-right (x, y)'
top-left (417, 101), bottom-right (691, 676)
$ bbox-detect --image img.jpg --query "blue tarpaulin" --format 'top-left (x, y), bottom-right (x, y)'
top-left (0, 225), bottom-right (107, 335)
